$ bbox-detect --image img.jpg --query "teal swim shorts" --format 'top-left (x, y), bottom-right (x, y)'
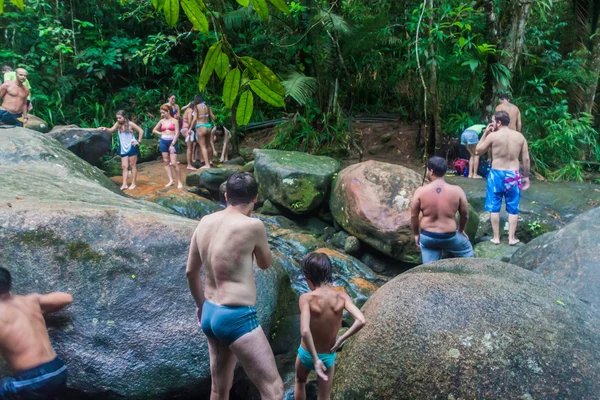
top-left (297, 345), bottom-right (336, 371)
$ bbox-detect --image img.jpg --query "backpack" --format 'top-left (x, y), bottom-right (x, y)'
top-left (453, 159), bottom-right (469, 176)
top-left (478, 157), bottom-right (492, 177)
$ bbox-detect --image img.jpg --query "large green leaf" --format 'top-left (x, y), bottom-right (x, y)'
top-left (199, 42), bottom-right (223, 91)
top-left (163, 0), bottom-right (179, 27)
top-left (151, 0), bottom-right (165, 10)
top-left (215, 53), bottom-right (230, 80)
top-left (236, 0), bottom-right (250, 6)
top-left (236, 91), bottom-right (254, 127)
top-left (181, 0), bottom-right (208, 34)
top-left (9, 0), bottom-right (23, 11)
top-left (223, 68), bottom-right (241, 109)
top-left (240, 56), bottom-right (284, 96)
top-left (252, 0), bottom-right (269, 22)
top-left (249, 80), bottom-right (284, 107)
top-left (0, 0), bottom-right (4, 14)
top-left (268, 0), bottom-right (290, 14)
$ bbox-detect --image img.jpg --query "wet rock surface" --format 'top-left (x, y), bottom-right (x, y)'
top-left (47, 125), bottom-right (111, 167)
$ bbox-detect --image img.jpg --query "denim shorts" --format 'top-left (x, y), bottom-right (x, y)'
top-left (159, 138), bottom-right (178, 154)
top-left (419, 230), bottom-right (474, 264)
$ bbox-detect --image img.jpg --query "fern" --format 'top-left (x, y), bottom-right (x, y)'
top-left (313, 10), bottom-right (352, 36)
top-left (282, 72), bottom-right (317, 105)
top-left (222, 7), bottom-right (260, 31)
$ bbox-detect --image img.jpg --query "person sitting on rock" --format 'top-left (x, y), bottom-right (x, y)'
top-left (211, 125), bottom-right (231, 163)
top-left (100, 110), bottom-right (144, 190)
top-left (294, 252), bottom-right (366, 400)
top-left (410, 156), bottom-right (474, 264)
top-left (0, 267), bottom-right (73, 398)
top-left (185, 173), bottom-right (284, 399)
top-left (0, 68), bottom-right (30, 128)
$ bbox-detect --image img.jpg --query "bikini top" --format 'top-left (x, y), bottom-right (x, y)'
top-left (161, 123), bottom-right (175, 131)
top-left (196, 103), bottom-right (209, 118)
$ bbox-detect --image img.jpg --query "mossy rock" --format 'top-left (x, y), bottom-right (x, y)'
top-left (99, 155), bottom-right (122, 177)
top-left (26, 115), bottom-right (50, 133)
top-left (253, 149), bottom-right (340, 214)
top-left (187, 165), bottom-right (245, 191)
top-left (474, 240), bottom-right (523, 262)
top-left (146, 191), bottom-right (223, 220)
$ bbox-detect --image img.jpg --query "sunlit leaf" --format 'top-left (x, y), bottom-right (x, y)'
top-left (268, 0), bottom-right (290, 14)
top-left (199, 42), bottom-right (223, 91)
top-left (252, 0), bottom-right (269, 22)
top-left (249, 80), bottom-right (284, 107)
top-left (9, 0), bottom-right (23, 11)
top-left (223, 68), bottom-right (241, 109)
top-left (236, 0), bottom-right (250, 6)
top-left (215, 53), bottom-right (229, 80)
top-left (236, 91), bottom-right (254, 126)
top-left (0, 0), bottom-right (4, 14)
top-left (181, 0), bottom-right (208, 34)
top-left (163, 0), bottom-right (180, 27)
top-left (240, 56), bottom-right (284, 96)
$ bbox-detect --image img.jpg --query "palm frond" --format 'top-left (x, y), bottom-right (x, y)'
top-left (312, 10), bottom-right (352, 36)
top-left (223, 7), bottom-right (259, 31)
top-left (282, 72), bottom-right (318, 105)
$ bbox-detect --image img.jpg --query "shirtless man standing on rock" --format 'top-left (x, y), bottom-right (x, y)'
top-left (495, 93), bottom-right (521, 132)
top-left (186, 172), bottom-right (284, 400)
top-left (476, 111), bottom-right (531, 245)
top-left (0, 68), bottom-right (29, 127)
top-left (410, 156), bottom-right (474, 264)
top-left (0, 267), bottom-right (73, 398)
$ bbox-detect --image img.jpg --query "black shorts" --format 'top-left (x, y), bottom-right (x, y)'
top-left (0, 357), bottom-right (68, 399)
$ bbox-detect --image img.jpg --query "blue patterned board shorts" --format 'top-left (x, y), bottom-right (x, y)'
top-left (484, 169), bottom-right (522, 215)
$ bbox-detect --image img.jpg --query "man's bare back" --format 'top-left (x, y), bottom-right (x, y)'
top-left (495, 102), bottom-right (521, 132)
top-left (412, 181), bottom-right (468, 233)
top-left (484, 127), bottom-right (527, 171)
top-left (192, 208), bottom-right (270, 306)
top-left (301, 289), bottom-right (345, 353)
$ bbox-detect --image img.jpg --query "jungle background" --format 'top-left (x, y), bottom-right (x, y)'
top-left (1, 0), bottom-right (600, 181)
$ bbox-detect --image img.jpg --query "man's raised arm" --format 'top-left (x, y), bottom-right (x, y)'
top-left (185, 230), bottom-right (205, 308)
top-left (475, 124), bottom-right (494, 156)
top-left (37, 292), bottom-right (73, 314)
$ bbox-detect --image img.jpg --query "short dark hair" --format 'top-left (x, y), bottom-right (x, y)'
top-left (0, 267), bottom-right (11, 294)
top-left (427, 156), bottom-right (447, 177)
top-left (494, 111), bottom-right (511, 127)
top-left (499, 93), bottom-right (510, 100)
top-left (215, 125), bottom-right (224, 136)
top-left (226, 173), bottom-right (258, 206)
top-left (302, 252), bottom-right (332, 286)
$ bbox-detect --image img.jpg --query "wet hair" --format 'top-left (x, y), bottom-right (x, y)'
top-left (494, 111), bottom-right (511, 127)
top-left (226, 173), bottom-right (258, 206)
top-left (301, 252), bottom-right (333, 286)
top-left (195, 94), bottom-right (204, 104)
top-left (115, 110), bottom-right (131, 133)
top-left (160, 104), bottom-right (174, 117)
top-left (427, 156), bottom-right (447, 177)
top-left (0, 267), bottom-right (11, 294)
top-left (215, 124), bottom-right (225, 136)
top-left (499, 93), bottom-right (510, 101)
top-left (1, 65), bottom-right (12, 73)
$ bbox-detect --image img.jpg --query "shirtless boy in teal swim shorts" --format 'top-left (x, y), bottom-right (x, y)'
top-left (294, 252), bottom-right (366, 400)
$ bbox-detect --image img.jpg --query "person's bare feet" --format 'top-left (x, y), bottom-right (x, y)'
top-left (468, 174), bottom-right (473, 179)
top-left (128, 184), bottom-right (136, 190)
top-left (490, 238), bottom-right (501, 245)
top-left (509, 239), bottom-right (521, 246)
top-left (165, 181), bottom-right (174, 187)
top-left (177, 182), bottom-right (183, 189)
top-left (200, 165), bottom-right (210, 170)
top-left (187, 166), bottom-right (197, 171)
top-left (473, 175), bottom-right (483, 179)
top-left (120, 185), bottom-right (128, 190)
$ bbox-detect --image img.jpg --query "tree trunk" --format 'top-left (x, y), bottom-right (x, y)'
top-left (582, 28), bottom-right (600, 114)
top-left (427, 0), bottom-right (442, 156)
top-left (482, 0), bottom-right (499, 118)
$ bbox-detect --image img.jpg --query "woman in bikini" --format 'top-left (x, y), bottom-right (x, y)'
top-left (152, 104), bottom-right (183, 188)
top-left (181, 97), bottom-right (198, 171)
top-left (194, 95), bottom-right (216, 169)
top-left (100, 110), bottom-right (144, 190)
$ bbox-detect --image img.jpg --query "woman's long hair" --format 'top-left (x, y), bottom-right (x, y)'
top-left (116, 110), bottom-right (131, 133)
top-left (160, 104), bottom-right (174, 118)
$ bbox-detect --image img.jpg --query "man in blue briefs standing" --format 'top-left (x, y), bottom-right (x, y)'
top-left (186, 172), bottom-right (284, 400)
top-left (476, 111), bottom-right (531, 246)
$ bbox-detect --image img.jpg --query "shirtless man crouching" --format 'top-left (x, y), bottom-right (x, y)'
top-left (186, 172), bottom-right (284, 400)
top-left (0, 267), bottom-right (73, 398)
top-left (0, 68), bottom-right (29, 127)
top-left (476, 111), bottom-right (531, 245)
top-left (410, 156), bottom-right (474, 264)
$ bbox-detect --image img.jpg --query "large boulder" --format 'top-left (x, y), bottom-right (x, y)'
top-left (25, 114), bottom-right (50, 133)
top-left (511, 206), bottom-right (600, 309)
top-left (332, 259), bottom-right (600, 399)
top-left (0, 128), bottom-right (295, 399)
top-left (253, 149), bottom-right (340, 214)
top-left (47, 125), bottom-right (111, 167)
top-left (144, 191), bottom-right (223, 220)
top-left (186, 165), bottom-right (244, 191)
top-left (330, 161), bottom-right (422, 262)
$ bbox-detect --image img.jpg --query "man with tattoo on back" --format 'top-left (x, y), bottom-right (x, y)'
top-left (410, 156), bottom-right (474, 264)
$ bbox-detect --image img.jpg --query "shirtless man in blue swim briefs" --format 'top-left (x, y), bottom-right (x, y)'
top-left (476, 111), bottom-right (531, 245)
top-left (0, 267), bottom-right (73, 399)
top-left (186, 173), bottom-right (284, 400)
top-left (0, 68), bottom-right (29, 128)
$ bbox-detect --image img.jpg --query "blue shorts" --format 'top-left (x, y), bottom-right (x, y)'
top-left (120, 145), bottom-right (140, 158)
top-left (0, 357), bottom-right (67, 399)
top-left (297, 345), bottom-right (337, 371)
top-left (159, 138), bottom-right (178, 154)
top-left (484, 169), bottom-right (521, 215)
top-left (460, 129), bottom-right (479, 146)
top-left (0, 110), bottom-right (23, 127)
top-left (419, 230), bottom-right (474, 264)
top-left (201, 300), bottom-right (260, 346)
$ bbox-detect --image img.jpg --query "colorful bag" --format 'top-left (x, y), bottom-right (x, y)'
top-left (453, 158), bottom-right (469, 176)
